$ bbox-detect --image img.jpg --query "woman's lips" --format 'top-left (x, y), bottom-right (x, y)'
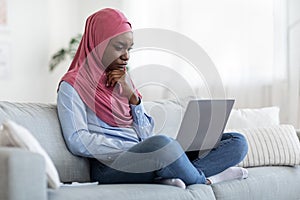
top-left (107, 65), bottom-right (126, 71)
top-left (106, 60), bottom-right (127, 71)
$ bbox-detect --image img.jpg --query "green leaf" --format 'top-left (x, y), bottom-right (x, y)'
top-left (49, 49), bottom-right (67, 71)
top-left (49, 34), bottom-right (82, 72)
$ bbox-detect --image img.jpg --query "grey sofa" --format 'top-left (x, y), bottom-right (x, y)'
top-left (0, 101), bottom-right (299, 200)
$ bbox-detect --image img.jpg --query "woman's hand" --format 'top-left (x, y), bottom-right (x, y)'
top-left (106, 69), bottom-right (139, 105)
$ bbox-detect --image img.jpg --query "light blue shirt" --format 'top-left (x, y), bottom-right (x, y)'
top-left (57, 81), bottom-right (154, 161)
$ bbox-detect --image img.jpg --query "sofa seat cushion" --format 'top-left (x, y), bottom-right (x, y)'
top-left (0, 101), bottom-right (90, 183)
top-left (48, 183), bottom-right (216, 200)
top-left (212, 166), bottom-right (300, 200)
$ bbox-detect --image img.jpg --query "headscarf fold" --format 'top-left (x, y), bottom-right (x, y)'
top-left (59, 8), bottom-right (138, 127)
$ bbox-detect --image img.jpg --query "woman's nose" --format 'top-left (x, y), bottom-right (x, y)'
top-left (121, 50), bottom-right (130, 61)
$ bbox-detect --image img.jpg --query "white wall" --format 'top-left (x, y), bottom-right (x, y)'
top-left (0, 0), bottom-right (299, 107)
top-left (116, 0), bottom-right (277, 102)
top-left (0, 0), bottom-right (123, 103)
top-left (0, 0), bottom-right (50, 103)
top-left (0, 0), bottom-right (81, 103)
top-left (120, 0), bottom-right (274, 86)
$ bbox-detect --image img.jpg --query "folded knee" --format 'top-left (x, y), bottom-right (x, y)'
top-left (130, 135), bottom-right (178, 153)
top-left (146, 135), bottom-right (174, 147)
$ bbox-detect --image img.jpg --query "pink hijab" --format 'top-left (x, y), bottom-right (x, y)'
top-left (60, 8), bottom-right (138, 127)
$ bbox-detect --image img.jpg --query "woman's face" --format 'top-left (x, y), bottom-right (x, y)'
top-left (102, 31), bottom-right (133, 71)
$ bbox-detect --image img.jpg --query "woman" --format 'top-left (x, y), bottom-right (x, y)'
top-left (57, 8), bottom-right (248, 189)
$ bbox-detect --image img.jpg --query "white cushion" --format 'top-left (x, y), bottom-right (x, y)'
top-left (144, 99), bottom-right (280, 137)
top-left (225, 106), bottom-right (280, 130)
top-left (0, 120), bottom-right (60, 189)
top-left (226, 125), bottom-right (300, 167)
top-left (143, 98), bottom-right (190, 138)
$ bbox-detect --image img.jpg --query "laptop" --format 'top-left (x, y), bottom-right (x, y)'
top-left (175, 99), bottom-right (234, 156)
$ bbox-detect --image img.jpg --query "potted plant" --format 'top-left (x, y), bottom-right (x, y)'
top-left (49, 34), bottom-right (82, 71)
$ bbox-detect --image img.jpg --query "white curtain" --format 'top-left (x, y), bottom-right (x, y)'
top-left (124, 0), bottom-right (300, 128)
top-left (286, 0), bottom-right (300, 128)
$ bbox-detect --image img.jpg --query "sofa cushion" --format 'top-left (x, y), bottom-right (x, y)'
top-left (0, 101), bottom-right (90, 183)
top-left (225, 106), bottom-right (280, 130)
top-left (212, 166), bottom-right (300, 200)
top-left (143, 98), bottom-right (280, 138)
top-left (0, 120), bottom-right (60, 189)
top-left (143, 97), bottom-right (191, 138)
top-left (227, 125), bottom-right (300, 167)
top-left (48, 183), bottom-right (216, 200)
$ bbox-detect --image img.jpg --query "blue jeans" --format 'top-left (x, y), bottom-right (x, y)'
top-left (90, 133), bottom-right (248, 185)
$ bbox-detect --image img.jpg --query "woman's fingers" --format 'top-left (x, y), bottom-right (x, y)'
top-left (110, 75), bottom-right (122, 87)
top-left (107, 74), bottom-right (120, 87)
top-left (106, 69), bottom-right (135, 99)
top-left (106, 70), bottom-right (126, 87)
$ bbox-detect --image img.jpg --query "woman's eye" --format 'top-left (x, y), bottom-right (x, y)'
top-left (114, 45), bottom-right (123, 51)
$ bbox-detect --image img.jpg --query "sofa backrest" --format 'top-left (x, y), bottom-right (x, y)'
top-left (0, 101), bottom-right (90, 183)
top-left (143, 98), bottom-right (189, 138)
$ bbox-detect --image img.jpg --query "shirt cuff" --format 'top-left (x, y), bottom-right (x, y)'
top-left (130, 99), bottom-right (146, 122)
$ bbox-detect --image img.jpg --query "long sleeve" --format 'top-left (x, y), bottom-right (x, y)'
top-left (57, 81), bottom-right (140, 161)
top-left (130, 102), bottom-right (154, 140)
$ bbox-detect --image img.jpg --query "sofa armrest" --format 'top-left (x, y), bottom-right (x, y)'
top-left (0, 147), bottom-right (47, 200)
